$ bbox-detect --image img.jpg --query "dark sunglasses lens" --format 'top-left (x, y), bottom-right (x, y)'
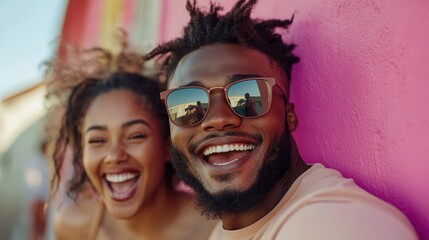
top-left (166, 88), bottom-right (208, 126)
top-left (227, 79), bottom-right (272, 117)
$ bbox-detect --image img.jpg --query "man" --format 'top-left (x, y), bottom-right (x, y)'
top-left (196, 100), bottom-right (205, 119)
top-left (146, 0), bottom-right (417, 239)
top-left (244, 93), bottom-right (258, 117)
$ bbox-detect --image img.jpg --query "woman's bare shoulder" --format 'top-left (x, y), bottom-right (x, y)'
top-left (54, 197), bottom-right (99, 240)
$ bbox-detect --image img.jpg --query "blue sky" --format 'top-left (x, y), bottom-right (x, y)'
top-left (0, 0), bottom-right (67, 99)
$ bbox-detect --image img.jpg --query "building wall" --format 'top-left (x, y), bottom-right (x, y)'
top-left (159, 0), bottom-right (429, 238)
top-left (0, 86), bottom-right (46, 154)
top-left (59, 0), bottom-right (161, 56)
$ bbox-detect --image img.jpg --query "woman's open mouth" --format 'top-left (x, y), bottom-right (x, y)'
top-left (103, 171), bottom-right (140, 201)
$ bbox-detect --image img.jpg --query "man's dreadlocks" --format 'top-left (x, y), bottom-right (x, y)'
top-left (145, 0), bottom-right (299, 86)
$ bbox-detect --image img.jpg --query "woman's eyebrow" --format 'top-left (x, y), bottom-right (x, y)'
top-left (85, 119), bottom-right (151, 133)
top-left (122, 119), bottom-right (151, 130)
top-left (85, 125), bottom-right (106, 133)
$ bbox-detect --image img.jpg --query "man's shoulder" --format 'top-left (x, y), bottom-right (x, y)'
top-left (270, 196), bottom-right (417, 239)
top-left (207, 165), bottom-right (417, 240)
top-left (265, 164), bottom-right (418, 239)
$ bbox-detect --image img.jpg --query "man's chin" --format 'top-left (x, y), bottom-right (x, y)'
top-left (207, 181), bottom-right (254, 197)
top-left (170, 132), bottom-right (292, 219)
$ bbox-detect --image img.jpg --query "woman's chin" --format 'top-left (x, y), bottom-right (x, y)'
top-left (106, 203), bottom-right (140, 219)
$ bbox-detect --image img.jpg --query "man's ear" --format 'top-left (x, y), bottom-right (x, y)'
top-left (286, 103), bottom-right (298, 132)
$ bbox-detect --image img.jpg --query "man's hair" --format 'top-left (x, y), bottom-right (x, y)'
top-left (145, 0), bottom-right (299, 87)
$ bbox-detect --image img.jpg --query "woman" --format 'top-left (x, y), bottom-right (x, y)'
top-left (47, 48), bottom-right (215, 239)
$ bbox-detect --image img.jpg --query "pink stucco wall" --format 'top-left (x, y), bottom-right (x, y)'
top-left (159, 0), bottom-right (429, 238)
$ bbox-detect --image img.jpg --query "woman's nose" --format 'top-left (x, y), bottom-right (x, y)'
top-left (105, 141), bottom-right (128, 164)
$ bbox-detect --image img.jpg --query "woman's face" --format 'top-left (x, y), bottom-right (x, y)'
top-left (82, 90), bottom-right (169, 218)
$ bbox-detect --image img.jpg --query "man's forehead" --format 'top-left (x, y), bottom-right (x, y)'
top-left (169, 44), bottom-right (278, 88)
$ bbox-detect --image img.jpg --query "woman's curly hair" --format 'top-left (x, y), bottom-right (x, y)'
top-left (145, 0), bottom-right (299, 89)
top-left (45, 44), bottom-right (170, 199)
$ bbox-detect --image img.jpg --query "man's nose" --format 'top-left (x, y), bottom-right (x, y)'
top-left (200, 91), bottom-right (241, 131)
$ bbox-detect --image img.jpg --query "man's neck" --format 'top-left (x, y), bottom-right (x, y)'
top-left (220, 155), bottom-right (309, 230)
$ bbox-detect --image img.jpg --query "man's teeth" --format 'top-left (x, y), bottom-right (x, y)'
top-left (105, 172), bottom-right (139, 183)
top-left (203, 144), bottom-right (255, 156)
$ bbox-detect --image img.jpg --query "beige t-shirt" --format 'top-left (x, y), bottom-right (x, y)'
top-left (209, 163), bottom-right (417, 240)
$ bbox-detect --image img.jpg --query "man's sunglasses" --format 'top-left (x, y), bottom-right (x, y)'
top-left (160, 77), bottom-right (287, 127)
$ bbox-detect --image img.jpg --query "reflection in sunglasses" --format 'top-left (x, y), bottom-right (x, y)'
top-left (161, 78), bottom-right (282, 127)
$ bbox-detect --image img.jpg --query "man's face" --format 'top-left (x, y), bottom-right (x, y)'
top-left (169, 44), bottom-right (292, 215)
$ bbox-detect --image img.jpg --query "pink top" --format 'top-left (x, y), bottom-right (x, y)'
top-left (209, 163), bottom-right (417, 240)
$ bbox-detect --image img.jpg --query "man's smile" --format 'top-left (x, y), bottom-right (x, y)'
top-left (202, 143), bottom-right (256, 157)
top-left (192, 135), bottom-right (260, 175)
top-left (202, 143), bottom-right (256, 169)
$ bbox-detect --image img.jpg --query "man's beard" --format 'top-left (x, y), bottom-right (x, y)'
top-left (170, 130), bottom-right (293, 219)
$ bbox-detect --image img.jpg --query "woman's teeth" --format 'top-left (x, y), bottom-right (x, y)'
top-left (105, 172), bottom-right (139, 183)
top-left (203, 144), bottom-right (256, 156)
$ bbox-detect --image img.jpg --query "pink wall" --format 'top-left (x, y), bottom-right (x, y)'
top-left (159, 0), bottom-right (429, 238)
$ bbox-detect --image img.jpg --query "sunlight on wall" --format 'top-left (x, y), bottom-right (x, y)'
top-left (0, 86), bottom-right (46, 154)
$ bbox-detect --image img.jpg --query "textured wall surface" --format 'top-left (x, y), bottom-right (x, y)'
top-left (160, 0), bottom-right (429, 238)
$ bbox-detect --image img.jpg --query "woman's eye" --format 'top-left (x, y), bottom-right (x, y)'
top-left (128, 133), bottom-right (146, 140)
top-left (88, 137), bottom-right (106, 144)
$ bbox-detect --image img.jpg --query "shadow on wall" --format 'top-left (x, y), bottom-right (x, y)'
top-left (0, 117), bottom-right (48, 240)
